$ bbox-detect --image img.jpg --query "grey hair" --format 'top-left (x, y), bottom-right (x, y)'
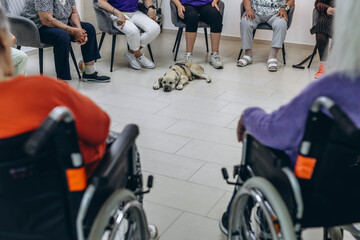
top-left (327, 0), bottom-right (360, 80)
top-left (0, 7), bottom-right (9, 33)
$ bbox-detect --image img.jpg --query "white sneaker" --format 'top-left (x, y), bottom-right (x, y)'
top-left (137, 55), bottom-right (155, 69)
top-left (210, 52), bottom-right (223, 69)
top-left (184, 53), bottom-right (193, 63)
top-left (124, 51), bottom-right (141, 70)
top-left (148, 224), bottom-right (159, 240)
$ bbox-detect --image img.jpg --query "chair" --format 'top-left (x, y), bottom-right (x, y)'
top-left (238, 3), bottom-right (295, 65)
top-left (222, 97), bottom-right (360, 239)
top-left (4, 0), bottom-right (81, 79)
top-left (93, 0), bottom-right (155, 72)
top-left (0, 106), bottom-right (153, 240)
top-left (307, 8), bottom-right (325, 69)
top-left (170, 1), bottom-right (225, 61)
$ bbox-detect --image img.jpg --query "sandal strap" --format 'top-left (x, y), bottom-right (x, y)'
top-left (268, 63), bottom-right (278, 68)
top-left (238, 55), bottom-right (253, 65)
top-left (242, 55), bottom-right (253, 62)
top-left (267, 58), bottom-right (278, 64)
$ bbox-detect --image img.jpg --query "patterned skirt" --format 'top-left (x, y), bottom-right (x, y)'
top-left (310, 14), bottom-right (334, 37)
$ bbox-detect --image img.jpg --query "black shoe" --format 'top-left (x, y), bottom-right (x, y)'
top-left (219, 212), bottom-right (229, 236)
top-left (82, 71), bottom-right (110, 83)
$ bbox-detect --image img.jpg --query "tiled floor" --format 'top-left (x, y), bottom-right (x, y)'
top-left (25, 31), bottom-right (355, 239)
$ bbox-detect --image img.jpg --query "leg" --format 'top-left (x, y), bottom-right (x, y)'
top-left (240, 14), bottom-right (260, 53)
top-left (99, 32), bottom-right (106, 51)
top-left (111, 35), bottom-right (116, 72)
top-left (11, 48), bottom-right (28, 76)
top-left (188, 63), bottom-right (211, 82)
top-left (39, 26), bottom-right (71, 80)
top-left (70, 46), bottom-right (81, 79)
top-left (267, 14), bottom-right (287, 57)
top-left (174, 28), bottom-right (183, 61)
top-left (316, 33), bottom-right (330, 62)
top-left (130, 11), bottom-right (160, 48)
top-left (307, 45), bottom-right (318, 68)
top-left (204, 28), bottom-right (209, 52)
top-left (176, 76), bottom-right (189, 90)
top-left (147, 44), bottom-right (154, 63)
top-left (173, 28), bottom-right (182, 52)
top-left (183, 4), bottom-right (199, 53)
top-left (79, 22), bottom-right (102, 64)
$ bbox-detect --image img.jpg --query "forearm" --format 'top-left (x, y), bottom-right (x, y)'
top-left (98, 0), bottom-right (122, 15)
top-left (243, 0), bottom-right (253, 11)
top-left (69, 6), bottom-right (82, 28)
top-left (315, 0), bottom-right (330, 13)
top-left (39, 11), bottom-right (73, 33)
top-left (285, 0), bottom-right (294, 8)
top-left (172, 0), bottom-right (183, 9)
top-left (143, 0), bottom-right (154, 9)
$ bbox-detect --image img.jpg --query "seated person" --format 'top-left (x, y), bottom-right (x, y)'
top-left (171, 0), bottom-right (223, 69)
top-left (9, 33), bottom-right (28, 76)
top-left (0, 8), bottom-right (158, 239)
top-left (220, 0), bottom-right (360, 234)
top-left (98, 0), bottom-right (160, 70)
top-left (21, 0), bottom-right (110, 82)
top-left (237, 0), bottom-right (294, 72)
top-left (311, 0), bottom-right (335, 79)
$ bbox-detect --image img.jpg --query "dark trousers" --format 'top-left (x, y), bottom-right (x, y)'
top-left (39, 22), bottom-right (101, 80)
top-left (183, 3), bottom-right (223, 33)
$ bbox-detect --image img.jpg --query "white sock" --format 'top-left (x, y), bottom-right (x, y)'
top-left (85, 64), bottom-right (95, 75)
top-left (185, 52), bottom-right (192, 56)
top-left (211, 52), bottom-right (219, 56)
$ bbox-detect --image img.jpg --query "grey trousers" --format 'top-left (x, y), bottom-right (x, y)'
top-left (11, 48), bottom-right (28, 76)
top-left (240, 13), bottom-right (288, 50)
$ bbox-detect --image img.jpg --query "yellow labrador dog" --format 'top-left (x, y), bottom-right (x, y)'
top-left (153, 62), bottom-right (211, 92)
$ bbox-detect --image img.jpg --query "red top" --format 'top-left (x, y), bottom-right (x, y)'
top-left (0, 75), bottom-right (110, 177)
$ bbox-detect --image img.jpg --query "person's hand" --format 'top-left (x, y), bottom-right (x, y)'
top-left (148, 8), bottom-right (156, 21)
top-left (116, 12), bottom-right (127, 29)
top-left (9, 33), bottom-right (17, 47)
top-left (70, 28), bottom-right (88, 45)
top-left (327, 7), bottom-right (335, 16)
top-left (177, 4), bottom-right (185, 19)
top-left (276, 8), bottom-right (288, 21)
top-left (211, 0), bottom-right (220, 11)
top-left (243, 8), bottom-right (255, 20)
top-left (237, 115), bottom-right (246, 142)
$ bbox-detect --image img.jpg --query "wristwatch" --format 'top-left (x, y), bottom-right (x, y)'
top-left (282, 5), bottom-right (290, 11)
top-left (148, 5), bottom-right (156, 10)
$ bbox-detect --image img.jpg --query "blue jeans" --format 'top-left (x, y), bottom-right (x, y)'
top-left (39, 22), bottom-right (101, 80)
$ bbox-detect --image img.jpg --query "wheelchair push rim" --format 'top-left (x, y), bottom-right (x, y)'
top-left (88, 189), bottom-right (149, 240)
top-left (228, 177), bottom-right (296, 240)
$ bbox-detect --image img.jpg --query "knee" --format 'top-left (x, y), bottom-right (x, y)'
top-left (210, 12), bottom-right (223, 31)
top-left (240, 18), bottom-right (254, 31)
top-left (273, 19), bottom-right (287, 32)
top-left (150, 23), bottom-right (161, 37)
top-left (56, 30), bottom-right (71, 45)
top-left (82, 22), bottom-right (96, 35)
top-left (185, 12), bottom-right (199, 24)
top-left (126, 25), bottom-right (141, 38)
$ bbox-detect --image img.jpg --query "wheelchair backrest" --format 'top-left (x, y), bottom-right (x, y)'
top-left (296, 100), bottom-right (360, 227)
top-left (0, 110), bottom-right (85, 240)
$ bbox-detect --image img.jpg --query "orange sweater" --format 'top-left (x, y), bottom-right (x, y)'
top-left (0, 75), bottom-right (111, 177)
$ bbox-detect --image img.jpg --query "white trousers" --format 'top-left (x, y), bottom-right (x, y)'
top-left (112, 11), bottom-right (160, 51)
top-left (11, 48), bottom-right (28, 76)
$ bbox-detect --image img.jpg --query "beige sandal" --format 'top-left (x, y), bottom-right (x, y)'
top-left (237, 55), bottom-right (253, 67)
top-left (267, 58), bottom-right (278, 72)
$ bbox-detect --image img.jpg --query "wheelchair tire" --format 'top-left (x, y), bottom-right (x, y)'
top-left (328, 227), bottom-right (343, 240)
top-left (88, 189), bottom-right (149, 240)
top-left (228, 177), bottom-right (296, 240)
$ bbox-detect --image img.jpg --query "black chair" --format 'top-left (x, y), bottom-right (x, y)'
top-left (238, 3), bottom-right (295, 65)
top-left (4, 0), bottom-right (81, 79)
top-left (307, 8), bottom-right (322, 69)
top-left (93, 0), bottom-right (155, 72)
top-left (170, 1), bottom-right (225, 62)
top-left (0, 107), bottom-right (153, 240)
top-left (223, 97), bottom-right (360, 240)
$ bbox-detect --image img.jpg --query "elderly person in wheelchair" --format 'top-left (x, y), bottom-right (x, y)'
top-left (0, 7), bottom-right (158, 240)
top-left (221, 1), bottom-right (360, 239)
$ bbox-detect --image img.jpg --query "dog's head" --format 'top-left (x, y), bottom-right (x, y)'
top-left (158, 75), bottom-right (180, 92)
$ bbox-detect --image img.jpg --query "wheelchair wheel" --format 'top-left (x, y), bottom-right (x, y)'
top-left (328, 227), bottom-right (343, 240)
top-left (88, 189), bottom-right (149, 240)
top-left (228, 177), bottom-right (296, 240)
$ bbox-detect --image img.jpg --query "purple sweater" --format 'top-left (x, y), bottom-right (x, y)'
top-left (242, 73), bottom-right (360, 168)
top-left (108, 0), bottom-right (138, 13)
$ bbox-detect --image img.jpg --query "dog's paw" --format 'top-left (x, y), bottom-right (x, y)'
top-left (153, 85), bottom-right (160, 90)
top-left (176, 84), bottom-right (184, 90)
top-left (206, 78), bottom-right (211, 83)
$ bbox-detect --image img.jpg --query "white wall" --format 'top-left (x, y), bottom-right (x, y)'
top-left (160, 0), bottom-right (316, 46)
top-left (76, 0), bottom-right (82, 18)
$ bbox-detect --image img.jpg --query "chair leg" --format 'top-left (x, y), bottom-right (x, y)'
top-left (238, 49), bottom-right (243, 61)
top-left (39, 48), bottom-right (43, 74)
top-left (282, 43), bottom-right (286, 65)
top-left (172, 28), bottom-right (182, 52)
top-left (70, 46), bottom-right (81, 79)
top-left (204, 28), bottom-right (209, 52)
top-left (147, 44), bottom-right (154, 63)
top-left (110, 35), bottom-right (117, 72)
top-left (174, 28), bottom-right (183, 61)
top-left (307, 45), bottom-right (317, 68)
top-left (99, 32), bottom-right (106, 52)
top-left (17, 45), bottom-right (21, 50)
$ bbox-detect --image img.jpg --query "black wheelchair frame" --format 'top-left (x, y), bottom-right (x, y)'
top-left (222, 97), bottom-right (360, 240)
top-left (0, 106), bottom-right (153, 240)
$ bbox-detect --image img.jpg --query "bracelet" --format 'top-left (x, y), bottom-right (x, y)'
top-left (148, 5), bottom-right (156, 10)
top-left (112, 8), bottom-right (116, 14)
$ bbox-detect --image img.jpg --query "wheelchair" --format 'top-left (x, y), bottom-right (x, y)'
top-left (222, 97), bottom-right (360, 240)
top-left (0, 106), bottom-right (154, 240)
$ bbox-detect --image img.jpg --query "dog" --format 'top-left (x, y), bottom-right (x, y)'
top-left (153, 62), bottom-right (211, 92)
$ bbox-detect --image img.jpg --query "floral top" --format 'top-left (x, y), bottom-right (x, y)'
top-left (251, 0), bottom-right (286, 16)
top-left (21, 0), bottom-right (76, 29)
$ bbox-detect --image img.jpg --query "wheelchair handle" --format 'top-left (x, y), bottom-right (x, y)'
top-left (311, 97), bottom-right (358, 136)
top-left (24, 107), bottom-right (74, 155)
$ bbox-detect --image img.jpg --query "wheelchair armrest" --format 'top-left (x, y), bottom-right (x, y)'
top-left (92, 124), bottom-right (139, 189)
